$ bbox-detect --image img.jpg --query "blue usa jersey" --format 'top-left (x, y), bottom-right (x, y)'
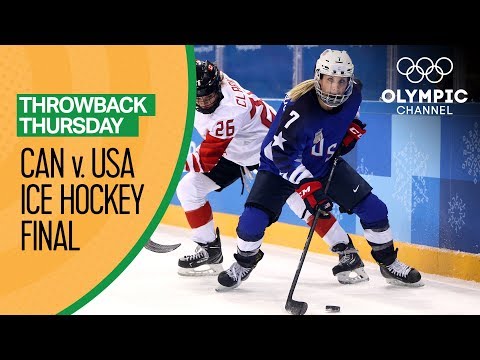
top-left (259, 84), bottom-right (361, 184)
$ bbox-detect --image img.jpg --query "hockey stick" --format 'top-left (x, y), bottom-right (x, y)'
top-left (285, 152), bottom-right (341, 315)
top-left (144, 239), bottom-right (181, 253)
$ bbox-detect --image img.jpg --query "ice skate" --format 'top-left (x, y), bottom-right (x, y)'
top-left (372, 245), bottom-right (424, 287)
top-left (379, 257), bottom-right (424, 287)
top-left (216, 250), bottom-right (264, 292)
top-left (178, 227), bottom-right (223, 276)
top-left (331, 237), bottom-right (369, 284)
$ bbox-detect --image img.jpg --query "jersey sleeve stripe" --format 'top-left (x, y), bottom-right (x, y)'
top-left (288, 164), bottom-right (313, 184)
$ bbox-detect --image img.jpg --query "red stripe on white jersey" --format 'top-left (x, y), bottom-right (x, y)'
top-left (192, 153), bottom-right (202, 172)
top-left (185, 152), bottom-right (204, 173)
top-left (198, 133), bottom-right (232, 172)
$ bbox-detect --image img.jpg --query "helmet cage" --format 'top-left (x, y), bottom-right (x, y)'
top-left (314, 77), bottom-right (353, 108)
top-left (196, 59), bottom-right (223, 113)
top-left (313, 49), bottom-right (354, 108)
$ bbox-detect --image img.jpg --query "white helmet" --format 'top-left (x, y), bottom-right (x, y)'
top-left (314, 49), bottom-right (354, 107)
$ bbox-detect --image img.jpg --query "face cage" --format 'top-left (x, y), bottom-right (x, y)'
top-left (196, 90), bottom-right (224, 114)
top-left (314, 78), bottom-right (353, 108)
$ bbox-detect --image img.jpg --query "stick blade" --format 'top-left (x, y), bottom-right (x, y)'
top-left (144, 239), bottom-right (181, 253)
top-left (285, 299), bottom-right (308, 315)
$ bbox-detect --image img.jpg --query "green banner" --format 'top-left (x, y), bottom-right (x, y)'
top-left (17, 94), bottom-right (156, 137)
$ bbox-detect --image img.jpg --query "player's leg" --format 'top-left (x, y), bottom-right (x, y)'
top-left (286, 192), bottom-right (368, 284)
top-left (216, 170), bottom-right (294, 291)
top-left (327, 158), bottom-right (423, 287)
top-left (353, 194), bottom-right (423, 286)
top-left (176, 157), bottom-right (242, 276)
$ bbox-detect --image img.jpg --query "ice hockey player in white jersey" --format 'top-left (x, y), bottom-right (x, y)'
top-left (176, 59), bottom-right (275, 276)
top-left (177, 59), bottom-right (369, 284)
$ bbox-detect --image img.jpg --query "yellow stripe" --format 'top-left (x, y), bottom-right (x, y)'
top-left (162, 205), bottom-right (480, 282)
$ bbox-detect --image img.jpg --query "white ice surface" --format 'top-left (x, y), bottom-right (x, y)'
top-left (76, 224), bottom-right (480, 315)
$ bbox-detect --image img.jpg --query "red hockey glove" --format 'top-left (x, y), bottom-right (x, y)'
top-left (340, 119), bottom-right (366, 156)
top-left (296, 179), bottom-right (333, 217)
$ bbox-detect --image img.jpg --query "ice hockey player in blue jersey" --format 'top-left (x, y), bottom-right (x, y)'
top-left (217, 49), bottom-right (423, 291)
top-left (176, 59), bottom-right (365, 281)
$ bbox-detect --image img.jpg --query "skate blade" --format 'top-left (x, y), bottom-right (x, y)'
top-left (385, 278), bottom-right (425, 287)
top-left (178, 263), bottom-right (223, 277)
top-left (336, 268), bottom-right (370, 284)
top-left (215, 280), bottom-right (242, 292)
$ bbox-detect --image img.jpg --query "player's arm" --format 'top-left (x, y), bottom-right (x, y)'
top-left (271, 107), bottom-right (332, 215)
top-left (185, 118), bottom-right (238, 172)
top-left (270, 107), bottom-right (310, 184)
top-left (340, 80), bottom-right (366, 155)
top-left (339, 113), bottom-right (366, 156)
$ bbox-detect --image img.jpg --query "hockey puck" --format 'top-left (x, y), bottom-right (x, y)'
top-left (325, 305), bottom-right (340, 313)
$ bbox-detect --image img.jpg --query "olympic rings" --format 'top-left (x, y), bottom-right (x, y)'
top-left (396, 57), bottom-right (453, 84)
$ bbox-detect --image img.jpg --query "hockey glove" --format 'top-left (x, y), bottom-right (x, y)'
top-left (340, 119), bottom-right (366, 156)
top-left (296, 179), bottom-right (333, 217)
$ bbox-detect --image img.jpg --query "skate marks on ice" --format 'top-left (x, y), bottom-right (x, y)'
top-left (76, 224), bottom-right (480, 315)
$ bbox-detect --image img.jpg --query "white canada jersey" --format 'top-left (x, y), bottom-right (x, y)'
top-left (194, 73), bottom-right (275, 167)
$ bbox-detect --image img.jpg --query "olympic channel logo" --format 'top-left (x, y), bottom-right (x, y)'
top-left (396, 57), bottom-right (453, 84)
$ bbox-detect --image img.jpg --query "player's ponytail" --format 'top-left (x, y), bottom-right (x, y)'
top-left (287, 79), bottom-right (316, 101)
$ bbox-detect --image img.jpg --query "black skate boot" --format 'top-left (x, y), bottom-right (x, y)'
top-left (216, 249), bottom-right (264, 292)
top-left (331, 236), bottom-right (369, 284)
top-left (178, 227), bottom-right (223, 276)
top-left (370, 241), bottom-right (423, 287)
